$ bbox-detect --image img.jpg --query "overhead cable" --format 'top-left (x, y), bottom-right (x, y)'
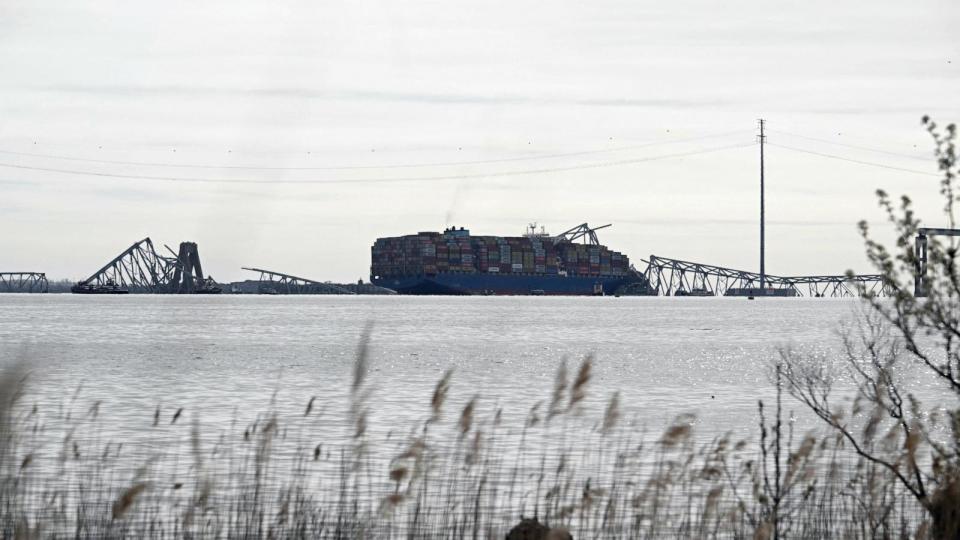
top-left (0, 143), bottom-right (753, 185)
top-left (768, 129), bottom-right (931, 162)
top-left (767, 143), bottom-right (939, 177)
top-left (0, 130), bottom-right (752, 171)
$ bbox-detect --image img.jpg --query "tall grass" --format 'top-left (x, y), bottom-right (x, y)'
top-left (0, 347), bottom-right (933, 539)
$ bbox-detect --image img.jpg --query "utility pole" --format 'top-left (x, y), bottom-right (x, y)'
top-left (758, 118), bottom-right (766, 290)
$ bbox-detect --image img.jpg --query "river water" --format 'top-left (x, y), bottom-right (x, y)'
top-left (0, 294), bottom-right (868, 442)
top-left (2, 294), bottom-right (949, 536)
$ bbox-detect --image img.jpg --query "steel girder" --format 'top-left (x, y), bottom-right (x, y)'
top-left (76, 238), bottom-right (217, 293)
top-left (77, 238), bottom-right (175, 292)
top-left (552, 223), bottom-right (612, 246)
top-left (640, 255), bottom-right (888, 298)
top-left (241, 267), bottom-right (353, 294)
top-left (0, 272), bottom-right (48, 293)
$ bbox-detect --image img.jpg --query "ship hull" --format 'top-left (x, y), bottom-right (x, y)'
top-left (373, 272), bottom-right (636, 296)
top-left (70, 287), bottom-right (129, 295)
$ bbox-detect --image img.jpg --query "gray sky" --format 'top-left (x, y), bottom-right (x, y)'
top-left (1, 0), bottom-right (958, 282)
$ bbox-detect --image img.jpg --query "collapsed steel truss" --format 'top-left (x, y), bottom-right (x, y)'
top-left (241, 267), bottom-right (353, 294)
top-left (640, 255), bottom-right (888, 297)
top-left (553, 223), bottom-right (612, 246)
top-left (76, 238), bottom-right (217, 293)
top-left (0, 272), bottom-right (48, 293)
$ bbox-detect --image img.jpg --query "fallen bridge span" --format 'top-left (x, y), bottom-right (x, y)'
top-left (72, 238), bottom-right (220, 294)
top-left (629, 255), bottom-right (887, 298)
top-left (237, 267), bottom-right (395, 295)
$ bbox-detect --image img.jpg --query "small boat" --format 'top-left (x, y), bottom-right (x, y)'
top-left (258, 285), bottom-right (280, 295)
top-left (675, 288), bottom-right (714, 297)
top-left (194, 277), bottom-right (222, 294)
top-left (71, 279), bottom-right (129, 294)
top-left (194, 286), bottom-right (222, 294)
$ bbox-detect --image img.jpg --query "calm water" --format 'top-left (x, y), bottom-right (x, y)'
top-left (0, 294), bottom-right (865, 442)
top-left (6, 294), bottom-right (941, 536)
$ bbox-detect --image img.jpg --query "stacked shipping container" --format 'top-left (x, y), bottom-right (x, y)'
top-left (371, 227), bottom-right (630, 280)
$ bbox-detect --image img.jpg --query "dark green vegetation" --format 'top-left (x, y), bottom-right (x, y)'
top-left (0, 119), bottom-right (958, 539)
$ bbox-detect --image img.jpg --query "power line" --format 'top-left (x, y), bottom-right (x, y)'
top-left (768, 129), bottom-right (930, 162)
top-left (0, 143), bottom-right (753, 185)
top-left (0, 130), bottom-right (752, 171)
top-left (767, 143), bottom-right (939, 177)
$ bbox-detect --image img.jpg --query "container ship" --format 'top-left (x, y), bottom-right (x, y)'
top-left (370, 223), bottom-right (646, 296)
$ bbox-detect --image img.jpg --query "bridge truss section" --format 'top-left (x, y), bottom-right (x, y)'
top-left (552, 223), bottom-right (612, 246)
top-left (777, 274), bottom-right (888, 298)
top-left (76, 238), bottom-right (218, 293)
top-left (0, 272), bottom-right (48, 293)
top-left (77, 238), bottom-right (173, 292)
top-left (640, 255), bottom-right (887, 298)
top-left (241, 267), bottom-right (353, 294)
